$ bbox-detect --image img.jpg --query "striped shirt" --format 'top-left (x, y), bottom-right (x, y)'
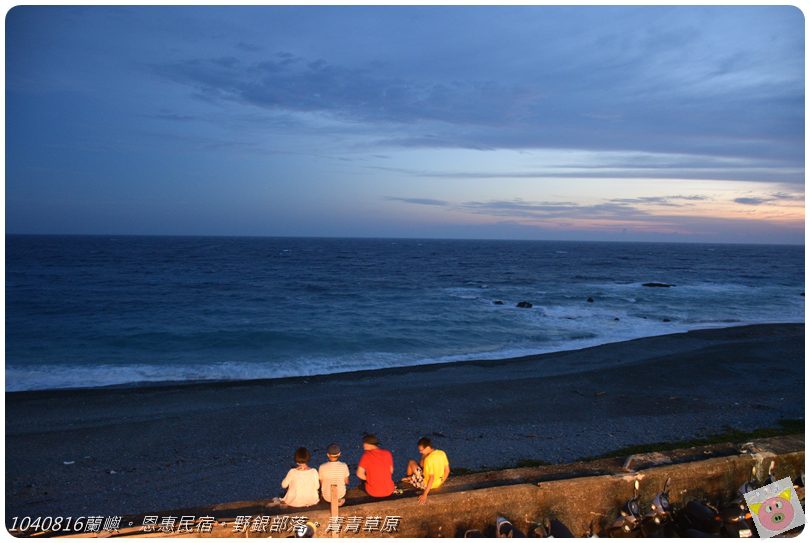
top-left (318, 460), bottom-right (349, 501)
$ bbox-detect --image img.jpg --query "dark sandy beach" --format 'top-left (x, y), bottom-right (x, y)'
top-left (5, 323), bottom-right (804, 522)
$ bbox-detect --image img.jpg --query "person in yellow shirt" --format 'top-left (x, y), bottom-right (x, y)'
top-left (404, 436), bottom-right (450, 504)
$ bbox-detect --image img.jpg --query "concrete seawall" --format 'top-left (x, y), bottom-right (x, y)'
top-left (42, 434), bottom-right (803, 538)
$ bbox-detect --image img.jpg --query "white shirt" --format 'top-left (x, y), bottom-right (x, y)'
top-left (281, 467), bottom-right (320, 507)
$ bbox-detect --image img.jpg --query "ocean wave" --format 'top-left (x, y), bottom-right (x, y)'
top-left (7, 317), bottom-right (803, 392)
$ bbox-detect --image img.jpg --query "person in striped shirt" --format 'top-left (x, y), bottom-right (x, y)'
top-left (318, 443), bottom-right (350, 505)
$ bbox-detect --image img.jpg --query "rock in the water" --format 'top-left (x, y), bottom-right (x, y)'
top-left (662, 318), bottom-right (671, 322)
top-left (493, 300), bottom-right (504, 305)
top-left (516, 301), bottom-right (533, 308)
top-left (614, 317), bottom-right (620, 321)
top-left (642, 282), bottom-right (674, 288)
top-left (586, 297), bottom-right (594, 303)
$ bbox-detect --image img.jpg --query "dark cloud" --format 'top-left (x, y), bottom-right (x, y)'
top-left (771, 191), bottom-right (804, 201)
top-left (460, 199), bottom-right (651, 220)
top-left (235, 41), bottom-right (262, 52)
top-left (609, 195), bottom-right (709, 207)
top-left (735, 197), bottom-right (768, 205)
top-left (388, 193), bottom-right (799, 226)
top-left (150, 26), bottom-right (804, 177)
top-left (366, 164), bottom-right (803, 185)
top-left (389, 196), bottom-right (662, 221)
top-left (386, 196), bottom-right (449, 206)
top-left (146, 6), bottom-right (804, 183)
top-left (387, 196), bottom-right (802, 244)
top-left (142, 113), bottom-right (198, 122)
top-left (154, 54), bottom-right (535, 127)
top-left (734, 192), bottom-right (805, 206)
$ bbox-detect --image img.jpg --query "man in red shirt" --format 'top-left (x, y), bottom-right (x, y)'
top-left (356, 434), bottom-right (395, 498)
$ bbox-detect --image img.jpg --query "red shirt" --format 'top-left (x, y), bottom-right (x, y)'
top-left (358, 448), bottom-right (395, 497)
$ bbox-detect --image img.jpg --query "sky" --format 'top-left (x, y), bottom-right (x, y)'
top-left (5, 5), bottom-right (805, 243)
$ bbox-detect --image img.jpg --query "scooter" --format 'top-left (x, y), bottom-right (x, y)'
top-left (640, 477), bottom-right (678, 537)
top-left (531, 518), bottom-right (575, 537)
top-left (718, 465), bottom-right (758, 538)
top-left (584, 518), bottom-right (601, 538)
top-left (763, 460), bottom-right (778, 486)
top-left (677, 463), bottom-right (775, 538)
top-left (676, 497), bottom-right (724, 537)
top-left (793, 471), bottom-right (805, 502)
top-left (607, 479), bottom-right (644, 537)
top-left (721, 460), bottom-right (776, 537)
top-left (496, 516), bottom-right (526, 538)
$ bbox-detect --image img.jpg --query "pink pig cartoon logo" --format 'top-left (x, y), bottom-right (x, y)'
top-left (750, 489), bottom-right (795, 531)
top-left (744, 476), bottom-right (805, 537)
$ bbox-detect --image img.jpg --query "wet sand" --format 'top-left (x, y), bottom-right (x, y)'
top-left (5, 323), bottom-right (804, 521)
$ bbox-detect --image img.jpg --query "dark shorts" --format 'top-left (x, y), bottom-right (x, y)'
top-left (357, 481), bottom-right (400, 499)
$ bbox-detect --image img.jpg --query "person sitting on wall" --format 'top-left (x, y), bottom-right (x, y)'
top-left (318, 442), bottom-right (350, 506)
top-left (404, 436), bottom-right (450, 505)
top-left (356, 434), bottom-right (395, 498)
top-left (280, 447), bottom-right (320, 507)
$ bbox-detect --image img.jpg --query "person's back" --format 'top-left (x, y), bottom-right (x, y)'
top-left (422, 448), bottom-right (449, 489)
top-left (281, 447), bottom-right (320, 508)
top-left (318, 443), bottom-right (350, 504)
top-left (357, 435), bottom-right (395, 498)
top-left (406, 437), bottom-right (450, 504)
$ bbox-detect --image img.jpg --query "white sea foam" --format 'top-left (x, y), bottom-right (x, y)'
top-left (6, 317), bottom-right (802, 392)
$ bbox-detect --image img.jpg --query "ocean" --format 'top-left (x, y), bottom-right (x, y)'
top-left (5, 235), bottom-right (804, 391)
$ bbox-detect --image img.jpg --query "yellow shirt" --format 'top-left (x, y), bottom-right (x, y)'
top-left (422, 449), bottom-right (449, 489)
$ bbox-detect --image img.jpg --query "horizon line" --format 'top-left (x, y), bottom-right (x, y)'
top-left (4, 232), bottom-right (805, 247)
